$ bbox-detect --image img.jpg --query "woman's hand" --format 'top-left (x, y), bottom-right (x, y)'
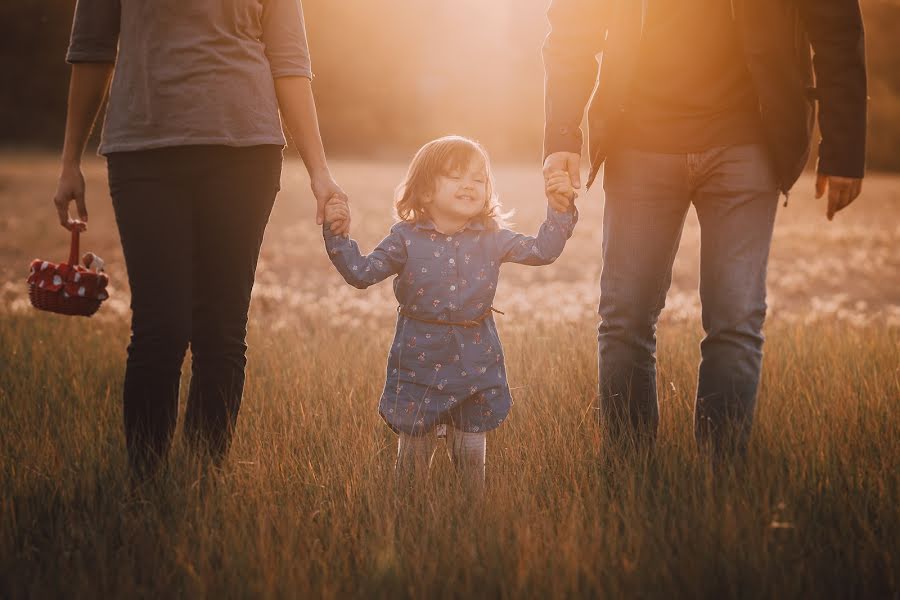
top-left (312, 173), bottom-right (350, 235)
top-left (323, 193), bottom-right (351, 237)
top-left (54, 164), bottom-right (89, 231)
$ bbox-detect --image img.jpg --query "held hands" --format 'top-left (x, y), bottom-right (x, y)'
top-left (543, 151), bottom-right (581, 212)
top-left (816, 174), bottom-right (863, 221)
top-left (311, 171), bottom-right (348, 227)
top-left (324, 193), bottom-right (351, 236)
top-left (544, 171), bottom-right (577, 211)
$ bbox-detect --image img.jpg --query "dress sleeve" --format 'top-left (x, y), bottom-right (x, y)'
top-left (496, 206), bottom-right (578, 266)
top-left (261, 0), bottom-right (313, 79)
top-left (323, 223), bottom-right (408, 289)
top-left (66, 0), bottom-right (121, 64)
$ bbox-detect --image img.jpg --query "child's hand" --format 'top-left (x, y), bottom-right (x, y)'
top-left (545, 170), bottom-right (576, 212)
top-left (324, 194), bottom-right (351, 236)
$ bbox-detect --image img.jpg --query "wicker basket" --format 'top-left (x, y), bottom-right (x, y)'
top-left (27, 227), bottom-right (108, 317)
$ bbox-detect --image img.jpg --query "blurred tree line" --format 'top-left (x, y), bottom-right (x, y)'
top-left (1, 0), bottom-right (898, 171)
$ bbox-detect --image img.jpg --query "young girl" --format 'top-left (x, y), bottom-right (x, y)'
top-left (322, 135), bottom-right (576, 486)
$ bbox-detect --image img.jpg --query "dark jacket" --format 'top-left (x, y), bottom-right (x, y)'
top-left (543, 0), bottom-right (868, 192)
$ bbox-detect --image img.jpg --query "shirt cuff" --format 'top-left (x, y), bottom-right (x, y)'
top-left (543, 124), bottom-right (584, 160)
top-left (322, 222), bottom-right (351, 247)
top-left (547, 204), bottom-right (579, 233)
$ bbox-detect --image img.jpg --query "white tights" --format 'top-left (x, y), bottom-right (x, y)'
top-left (396, 427), bottom-right (486, 488)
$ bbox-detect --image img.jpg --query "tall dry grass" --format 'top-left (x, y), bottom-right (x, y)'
top-left (1, 155), bottom-right (898, 597)
top-left (1, 313), bottom-right (898, 598)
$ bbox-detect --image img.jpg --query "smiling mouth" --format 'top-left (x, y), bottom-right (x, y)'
top-left (457, 195), bottom-right (478, 202)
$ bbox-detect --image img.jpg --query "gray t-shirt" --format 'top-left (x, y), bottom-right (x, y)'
top-left (67, 0), bottom-right (313, 155)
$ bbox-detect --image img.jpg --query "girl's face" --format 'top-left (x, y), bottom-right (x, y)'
top-left (424, 159), bottom-right (489, 225)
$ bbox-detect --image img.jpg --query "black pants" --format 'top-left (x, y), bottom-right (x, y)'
top-left (108, 145), bottom-right (281, 474)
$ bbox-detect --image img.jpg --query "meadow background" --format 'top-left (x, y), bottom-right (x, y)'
top-left (1, 155), bottom-right (898, 598)
top-left (2, 0), bottom-right (900, 597)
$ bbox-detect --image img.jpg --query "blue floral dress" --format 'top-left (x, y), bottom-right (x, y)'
top-left (323, 206), bottom-right (577, 435)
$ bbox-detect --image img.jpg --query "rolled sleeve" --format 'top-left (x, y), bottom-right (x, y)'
top-left (66, 0), bottom-right (121, 64)
top-left (262, 0), bottom-right (313, 79)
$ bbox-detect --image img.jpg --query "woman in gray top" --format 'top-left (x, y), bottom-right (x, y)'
top-left (53, 0), bottom-right (348, 476)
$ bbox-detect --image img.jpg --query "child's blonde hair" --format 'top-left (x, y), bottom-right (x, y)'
top-left (395, 135), bottom-right (511, 229)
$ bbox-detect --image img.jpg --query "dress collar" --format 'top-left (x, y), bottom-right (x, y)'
top-left (413, 217), bottom-right (487, 233)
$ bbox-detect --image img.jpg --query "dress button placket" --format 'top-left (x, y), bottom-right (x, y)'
top-left (451, 244), bottom-right (460, 320)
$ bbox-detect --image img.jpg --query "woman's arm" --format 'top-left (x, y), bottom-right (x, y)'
top-left (275, 76), bottom-right (349, 234)
top-left (54, 63), bottom-right (114, 231)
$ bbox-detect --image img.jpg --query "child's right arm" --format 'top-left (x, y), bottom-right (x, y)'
top-left (322, 197), bottom-right (407, 289)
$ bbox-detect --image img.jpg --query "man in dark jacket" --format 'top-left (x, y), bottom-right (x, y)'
top-left (542, 0), bottom-right (867, 457)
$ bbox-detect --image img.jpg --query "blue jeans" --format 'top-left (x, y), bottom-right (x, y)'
top-left (598, 144), bottom-right (779, 456)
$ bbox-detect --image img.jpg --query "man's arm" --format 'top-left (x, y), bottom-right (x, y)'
top-left (54, 63), bottom-right (114, 231)
top-left (542, 0), bottom-right (609, 198)
top-left (796, 0), bottom-right (867, 219)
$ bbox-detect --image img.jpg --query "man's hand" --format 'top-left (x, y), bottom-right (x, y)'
top-left (323, 193), bottom-right (351, 236)
top-left (53, 165), bottom-right (88, 231)
top-left (545, 170), bottom-right (576, 210)
top-left (543, 151), bottom-right (581, 212)
top-left (311, 171), bottom-right (348, 230)
top-left (816, 174), bottom-right (863, 221)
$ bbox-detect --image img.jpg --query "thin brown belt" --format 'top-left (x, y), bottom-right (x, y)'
top-left (397, 306), bottom-right (504, 328)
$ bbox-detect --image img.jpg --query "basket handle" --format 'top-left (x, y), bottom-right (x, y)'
top-left (67, 227), bottom-right (81, 267)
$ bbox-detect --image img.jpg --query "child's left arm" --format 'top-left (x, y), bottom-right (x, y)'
top-left (495, 205), bottom-right (578, 266)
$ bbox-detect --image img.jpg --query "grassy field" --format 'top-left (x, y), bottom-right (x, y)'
top-left (1, 154), bottom-right (899, 598)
